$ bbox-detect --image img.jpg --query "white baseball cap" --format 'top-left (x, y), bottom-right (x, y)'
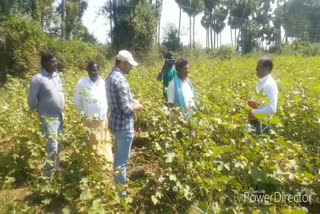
top-left (116, 50), bottom-right (138, 66)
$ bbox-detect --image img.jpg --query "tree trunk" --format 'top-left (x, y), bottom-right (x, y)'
top-left (241, 25), bottom-right (245, 54)
top-left (0, 35), bottom-right (7, 83)
top-left (189, 15), bottom-right (192, 48)
top-left (178, 7), bottom-right (182, 40)
top-left (210, 23), bottom-right (213, 49)
top-left (234, 29), bottom-right (237, 48)
top-left (213, 21), bottom-right (216, 49)
top-left (158, 0), bottom-right (163, 44)
top-left (206, 27), bottom-right (210, 50)
top-left (31, 0), bottom-right (39, 21)
top-left (220, 32), bottom-right (222, 47)
top-left (237, 29), bottom-right (241, 52)
top-left (61, 0), bottom-right (66, 40)
top-left (277, 0), bottom-right (281, 46)
top-left (2, 0), bottom-right (9, 14)
top-left (109, 0), bottom-right (113, 45)
top-left (31, 0), bottom-right (36, 18)
top-left (193, 15), bottom-right (195, 48)
top-left (230, 28), bottom-right (233, 47)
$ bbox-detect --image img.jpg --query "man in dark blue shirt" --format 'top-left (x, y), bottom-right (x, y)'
top-left (106, 50), bottom-right (143, 187)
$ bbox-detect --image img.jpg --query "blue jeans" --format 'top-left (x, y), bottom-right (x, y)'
top-left (40, 114), bottom-right (64, 178)
top-left (250, 120), bottom-right (271, 135)
top-left (113, 130), bottom-right (134, 185)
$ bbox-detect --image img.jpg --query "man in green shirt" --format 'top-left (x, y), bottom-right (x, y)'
top-left (156, 52), bottom-right (177, 100)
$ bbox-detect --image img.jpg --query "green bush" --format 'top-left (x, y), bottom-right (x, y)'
top-left (210, 45), bottom-right (239, 59)
top-left (182, 43), bottom-right (208, 61)
top-left (279, 41), bottom-right (320, 56)
top-left (1, 15), bottom-right (108, 78)
top-left (3, 15), bottom-right (48, 76)
top-left (139, 45), bottom-right (164, 66)
top-left (47, 39), bottom-right (107, 71)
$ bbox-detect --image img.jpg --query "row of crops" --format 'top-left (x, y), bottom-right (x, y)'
top-left (0, 56), bottom-right (319, 213)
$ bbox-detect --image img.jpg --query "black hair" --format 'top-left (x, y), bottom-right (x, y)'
top-left (41, 52), bottom-right (56, 68)
top-left (175, 58), bottom-right (189, 72)
top-left (164, 51), bottom-right (174, 59)
top-left (260, 57), bottom-right (273, 71)
top-left (115, 59), bottom-right (121, 66)
top-left (87, 61), bottom-right (100, 70)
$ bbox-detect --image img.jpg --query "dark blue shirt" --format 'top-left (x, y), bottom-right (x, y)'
top-left (106, 67), bottom-right (134, 132)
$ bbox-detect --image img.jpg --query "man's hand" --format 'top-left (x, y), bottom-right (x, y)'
top-left (156, 63), bottom-right (166, 81)
top-left (133, 103), bottom-right (144, 112)
top-left (248, 101), bottom-right (260, 109)
top-left (248, 114), bottom-right (258, 121)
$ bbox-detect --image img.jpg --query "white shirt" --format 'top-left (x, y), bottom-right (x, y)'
top-left (74, 76), bottom-right (108, 120)
top-left (252, 74), bottom-right (278, 117)
top-left (167, 79), bottom-right (196, 119)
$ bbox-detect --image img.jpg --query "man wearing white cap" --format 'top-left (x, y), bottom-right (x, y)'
top-left (106, 50), bottom-right (143, 187)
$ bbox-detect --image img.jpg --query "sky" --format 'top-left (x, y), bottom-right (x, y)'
top-left (82, 0), bottom-right (232, 47)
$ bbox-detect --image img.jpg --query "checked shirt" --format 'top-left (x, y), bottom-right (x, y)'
top-left (106, 67), bottom-right (134, 133)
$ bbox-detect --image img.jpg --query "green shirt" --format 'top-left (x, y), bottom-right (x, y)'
top-left (163, 65), bottom-right (177, 99)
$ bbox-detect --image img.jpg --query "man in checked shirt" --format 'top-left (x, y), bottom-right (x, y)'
top-left (106, 50), bottom-right (143, 187)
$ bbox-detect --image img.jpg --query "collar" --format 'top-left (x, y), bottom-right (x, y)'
top-left (41, 69), bottom-right (57, 77)
top-left (112, 66), bottom-right (125, 76)
top-left (87, 76), bottom-right (102, 85)
top-left (259, 74), bottom-right (271, 83)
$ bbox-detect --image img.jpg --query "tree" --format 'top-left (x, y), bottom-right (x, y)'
top-left (176, 0), bottom-right (204, 48)
top-left (58, 0), bottom-right (88, 40)
top-left (279, 0), bottom-right (320, 43)
top-left (212, 4), bottom-right (227, 48)
top-left (178, 4), bottom-right (182, 40)
top-left (190, 0), bottom-right (204, 47)
top-left (61, 0), bottom-right (66, 39)
top-left (0, 0), bottom-right (58, 33)
top-left (227, 0), bottom-right (260, 53)
top-left (202, 0), bottom-right (220, 49)
top-left (102, 0), bottom-right (160, 54)
top-left (0, 27), bottom-right (7, 83)
top-left (248, 0), bottom-right (283, 50)
top-left (201, 13), bottom-right (210, 49)
top-left (162, 23), bottom-right (183, 52)
top-left (157, 0), bottom-right (163, 44)
top-left (82, 27), bottom-right (98, 44)
top-left (0, 0), bottom-right (9, 16)
top-left (131, 1), bottom-right (159, 53)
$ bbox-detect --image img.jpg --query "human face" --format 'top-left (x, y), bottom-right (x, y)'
top-left (256, 60), bottom-right (270, 79)
top-left (87, 64), bottom-right (100, 82)
top-left (165, 58), bottom-right (175, 67)
top-left (178, 63), bottom-right (189, 81)
top-left (45, 57), bottom-right (57, 73)
top-left (121, 61), bottom-right (133, 74)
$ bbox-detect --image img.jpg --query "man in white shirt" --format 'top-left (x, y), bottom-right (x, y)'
top-left (74, 61), bottom-right (112, 169)
top-left (249, 57), bottom-right (278, 135)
